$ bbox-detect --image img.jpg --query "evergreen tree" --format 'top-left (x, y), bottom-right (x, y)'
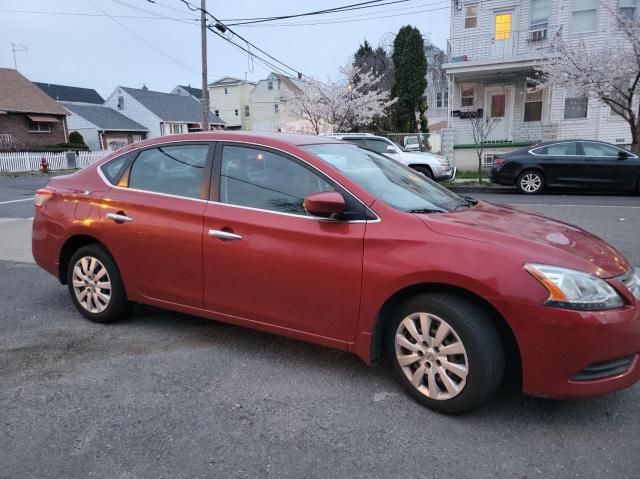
top-left (391, 26), bottom-right (428, 132)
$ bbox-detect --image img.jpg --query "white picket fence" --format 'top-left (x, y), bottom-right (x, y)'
top-left (0, 150), bottom-right (110, 173)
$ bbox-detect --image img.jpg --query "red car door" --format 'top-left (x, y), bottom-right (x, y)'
top-left (202, 143), bottom-right (368, 341)
top-left (100, 142), bottom-right (212, 308)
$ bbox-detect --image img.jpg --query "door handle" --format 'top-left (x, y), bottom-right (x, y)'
top-left (208, 229), bottom-right (242, 240)
top-left (106, 212), bottom-right (133, 223)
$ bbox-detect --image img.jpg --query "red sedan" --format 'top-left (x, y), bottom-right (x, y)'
top-left (32, 132), bottom-right (640, 414)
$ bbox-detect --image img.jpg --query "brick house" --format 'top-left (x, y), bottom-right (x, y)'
top-left (0, 68), bottom-right (68, 151)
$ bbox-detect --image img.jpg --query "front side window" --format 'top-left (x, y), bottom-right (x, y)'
top-left (128, 144), bottom-right (208, 199)
top-left (564, 87), bottom-right (588, 119)
top-left (461, 84), bottom-right (475, 107)
top-left (524, 87), bottom-right (543, 122)
top-left (465, 4), bottom-right (478, 28)
top-left (365, 139), bottom-right (395, 154)
top-left (303, 143), bottom-right (461, 213)
top-left (220, 145), bottom-right (335, 216)
top-left (571, 0), bottom-right (597, 33)
top-left (530, 0), bottom-right (551, 28)
top-left (581, 142), bottom-right (623, 157)
top-left (534, 142), bottom-right (578, 156)
top-left (620, 0), bottom-right (637, 19)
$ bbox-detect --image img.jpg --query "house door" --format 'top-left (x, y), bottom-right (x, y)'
top-left (490, 12), bottom-right (514, 57)
top-left (485, 87), bottom-right (514, 142)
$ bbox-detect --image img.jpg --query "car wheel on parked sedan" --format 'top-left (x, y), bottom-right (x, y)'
top-left (517, 170), bottom-right (545, 194)
top-left (67, 244), bottom-right (130, 323)
top-left (386, 293), bottom-right (505, 414)
top-left (413, 166), bottom-right (434, 180)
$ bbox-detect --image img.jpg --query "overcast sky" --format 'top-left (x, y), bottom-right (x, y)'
top-left (1, 0), bottom-right (450, 98)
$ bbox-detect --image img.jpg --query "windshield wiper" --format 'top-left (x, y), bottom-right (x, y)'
top-left (454, 195), bottom-right (478, 211)
top-left (406, 208), bottom-right (446, 214)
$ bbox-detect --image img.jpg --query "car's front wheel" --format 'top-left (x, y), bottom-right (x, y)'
top-left (67, 244), bottom-right (130, 323)
top-left (386, 293), bottom-right (505, 414)
top-left (413, 166), bottom-right (434, 180)
top-left (517, 170), bottom-right (545, 194)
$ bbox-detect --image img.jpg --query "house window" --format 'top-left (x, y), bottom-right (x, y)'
top-left (465, 4), bottom-right (478, 28)
top-left (274, 104), bottom-right (279, 113)
top-left (214, 109), bottom-right (220, 116)
top-left (235, 109), bottom-right (239, 116)
top-left (530, 0), bottom-right (550, 28)
top-left (564, 87), bottom-right (588, 119)
top-left (461, 84), bottom-right (475, 107)
top-left (117, 96), bottom-right (124, 109)
top-left (620, 0), bottom-right (638, 19)
top-left (268, 81), bottom-right (273, 90)
top-left (495, 13), bottom-right (513, 40)
top-left (106, 137), bottom-right (129, 151)
top-left (224, 88), bottom-right (228, 94)
top-left (168, 123), bottom-right (184, 134)
top-left (244, 105), bottom-right (250, 117)
top-left (436, 91), bottom-right (448, 109)
top-left (571, 0), bottom-right (596, 33)
top-left (28, 121), bottom-right (51, 133)
top-left (524, 87), bottom-right (543, 122)
top-left (132, 134), bottom-right (143, 142)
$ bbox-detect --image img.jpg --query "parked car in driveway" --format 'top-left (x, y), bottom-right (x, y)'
top-left (325, 133), bottom-right (456, 182)
top-left (32, 132), bottom-right (640, 414)
top-left (490, 140), bottom-right (640, 194)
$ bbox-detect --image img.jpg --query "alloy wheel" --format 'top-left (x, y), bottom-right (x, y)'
top-left (72, 256), bottom-right (112, 313)
top-left (394, 312), bottom-right (469, 400)
top-left (520, 173), bottom-right (542, 193)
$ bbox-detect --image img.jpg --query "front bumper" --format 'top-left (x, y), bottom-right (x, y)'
top-left (493, 298), bottom-right (640, 399)
top-left (435, 165), bottom-right (456, 182)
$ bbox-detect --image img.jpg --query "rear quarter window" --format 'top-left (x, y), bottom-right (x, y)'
top-left (100, 154), bottom-right (130, 184)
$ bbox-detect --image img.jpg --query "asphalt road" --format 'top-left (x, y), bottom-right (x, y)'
top-left (1, 177), bottom-right (640, 478)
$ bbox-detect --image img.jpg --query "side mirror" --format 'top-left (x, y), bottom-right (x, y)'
top-left (386, 146), bottom-right (397, 154)
top-left (303, 191), bottom-right (346, 219)
top-left (618, 150), bottom-right (631, 160)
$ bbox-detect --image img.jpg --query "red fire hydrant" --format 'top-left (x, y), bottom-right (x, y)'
top-left (41, 156), bottom-right (49, 173)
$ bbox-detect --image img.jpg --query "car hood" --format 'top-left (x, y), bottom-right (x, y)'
top-left (401, 151), bottom-right (444, 161)
top-left (419, 201), bottom-right (628, 278)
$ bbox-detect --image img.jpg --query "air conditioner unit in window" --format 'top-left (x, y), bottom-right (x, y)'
top-left (528, 28), bottom-right (548, 42)
top-left (481, 152), bottom-right (507, 168)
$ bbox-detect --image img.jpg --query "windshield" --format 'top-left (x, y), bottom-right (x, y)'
top-left (302, 143), bottom-right (462, 213)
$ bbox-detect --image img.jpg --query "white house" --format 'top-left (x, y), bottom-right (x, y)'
top-left (443, 0), bottom-right (636, 169)
top-left (208, 77), bottom-right (256, 130)
top-left (249, 73), bottom-right (314, 133)
top-left (103, 86), bottom-right (224, 138)
top-left (170, 84), bottom-right (203, 101)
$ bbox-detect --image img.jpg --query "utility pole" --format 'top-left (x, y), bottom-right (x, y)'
top-left (10, 43), bottom-right (28, 70)
top-left (200, 0), bottom-right (210, 132)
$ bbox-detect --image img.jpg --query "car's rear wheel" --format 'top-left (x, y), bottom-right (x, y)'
top-left (517, 170), bottom-right (544, 194)
top-left (413, 166), bottom-right (434, 180)
top-left (67, 244), bottom-right (129, 323)
top-left (386, 293), bottom-right (504, 414)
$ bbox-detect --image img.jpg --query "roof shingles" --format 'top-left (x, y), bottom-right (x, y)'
top-left (0, 68), bottom-right (68, 116)
top-left (61, 102), bottom-right (148, 131)
top-left (34, 82), bottom-right (104, 104)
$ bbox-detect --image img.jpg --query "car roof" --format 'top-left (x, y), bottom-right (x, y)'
top-left (531, 139), bottom-right (626, 148)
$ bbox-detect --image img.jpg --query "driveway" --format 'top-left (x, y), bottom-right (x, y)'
top-left (1, 184), bottom-right (639, 478)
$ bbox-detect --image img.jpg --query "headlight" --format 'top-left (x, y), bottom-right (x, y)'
top-left (524, 263), bottom-right (624, 310)
top-left (620, 267), bottom-right (640, 301)
top-left (437, 157), bottom-right (449, 166)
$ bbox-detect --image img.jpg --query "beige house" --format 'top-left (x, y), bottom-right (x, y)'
top-left (442, 0), bottom-right (635, 170)
top-left (208, 77), bottom-right (255, 130)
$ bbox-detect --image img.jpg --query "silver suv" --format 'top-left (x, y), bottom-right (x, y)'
top-left (325, 133), bottom-right (456, 182)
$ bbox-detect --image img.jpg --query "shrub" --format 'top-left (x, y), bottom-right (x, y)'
top-left (68, 131), bottom-right (85, 144)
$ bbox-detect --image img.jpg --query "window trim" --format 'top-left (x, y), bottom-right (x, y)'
top-left (530, 0), bottom-right (551, 28)
top-left (523, 87), bottom-right (543, 122)
top-left (98, 139), bottom-right (379, 222)
top-left (464, 4), bottom-right (479, 29)
top-left (563, 88), bottom-right (589, 120)
top-left (461, 83), bottom-right (476, 107)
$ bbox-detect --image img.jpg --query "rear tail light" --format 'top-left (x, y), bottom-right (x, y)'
top-left (493, 157), bottom-right (507, 165)
top-left (34, 188), bottom-right (54, 211)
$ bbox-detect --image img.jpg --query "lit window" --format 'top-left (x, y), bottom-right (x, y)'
top-left (620, 0), bottom-right (637, 19)
top-left (461, 84), bottom-right (475, 107)
top-left (571, 0), bottom-right (596, 33)
top-left (524, 86), bottom-right (543, 122)
top-left (530, 0), bottom-right (550, 28)
top-left (465, 4), bottom-right (478, 28)
top-left (495, 13), bottom-right (513, 40)
top-left (564, 87), bottom-right (588, 119)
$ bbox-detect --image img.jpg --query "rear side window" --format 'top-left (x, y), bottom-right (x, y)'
top-left (581, 142), bottom-right (622, 157)
top-left (219, 145), bottom-right (335, 215)
top-left (101, 154), bottom-right (129, 184)
top-left (128, 144), bottom-right (209, 199)
top-left (533, 142), bottom-right (578, 156)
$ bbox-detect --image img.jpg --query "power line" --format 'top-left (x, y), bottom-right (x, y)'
top-left (0, 7), bottom-right (196, 21)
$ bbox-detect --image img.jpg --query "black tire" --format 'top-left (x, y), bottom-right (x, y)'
top-left (516, 170), bottom-right (545, 194)
top-left (385, 292), bottom-right (505, 414)
top-left (413, 166), bottom-right (434, 180)
top-left (67, 244), bottom-right (130, 323)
